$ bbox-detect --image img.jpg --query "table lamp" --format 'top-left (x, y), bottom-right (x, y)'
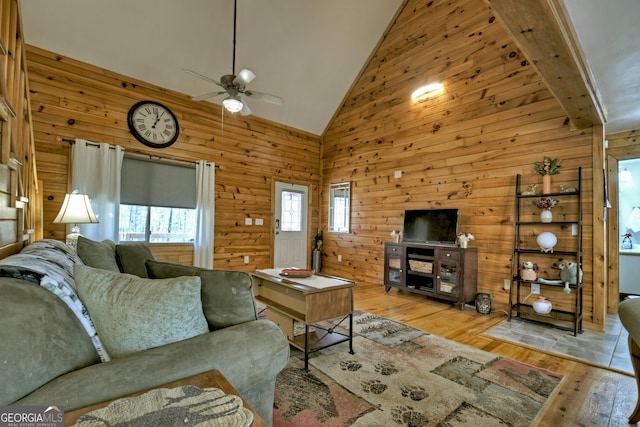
top-left (53, 193), bottom-right (99, 251)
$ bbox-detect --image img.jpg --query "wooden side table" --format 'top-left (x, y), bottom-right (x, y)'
top-left (64, 370), bottom-right (266, 426)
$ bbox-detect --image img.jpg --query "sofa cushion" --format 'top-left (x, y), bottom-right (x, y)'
top-left (0, 239), bottom-right (110, 362)
top-left (74, 265), bottom-right (209, 358)
top-left (146, 260), bottom-right (257, 330)
top-left (77, 236), bottom-right (120, 272)
top-left (115, 243), bottom-right (155, 277)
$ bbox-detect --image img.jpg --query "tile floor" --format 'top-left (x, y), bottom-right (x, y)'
top-left (485, 313), bottom-right (633, 374)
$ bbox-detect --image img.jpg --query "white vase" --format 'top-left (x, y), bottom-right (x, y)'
top-left (540, 209), bottom-right (552, 223)
top-left (532, 296), bottom-right (552, 314)
top-left (537, 231), bottom-right (558, 253)
top-left (459, 239), bottom-right (468, 248)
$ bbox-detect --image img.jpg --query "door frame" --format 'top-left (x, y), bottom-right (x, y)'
top-left (271, 179), bottom-right (312, 268)
top-left (606, 145), bottom-right (640, 314)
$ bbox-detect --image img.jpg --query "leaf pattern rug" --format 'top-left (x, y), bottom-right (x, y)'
top-left (273, 310), bottom-right (563, 426)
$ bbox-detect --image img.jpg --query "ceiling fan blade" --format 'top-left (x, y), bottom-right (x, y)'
top-left (183, 68), bottom-right (224, 87)
top-left (192, 91), bottom-right (227, 102)
top-left (244, 90), bottom-right (283, 106)
top-left (240, 99), bottom-right (252, 116)
top-left (234, 68), bottom-right (256, 87)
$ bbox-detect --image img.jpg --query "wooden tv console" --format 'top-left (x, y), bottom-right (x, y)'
top-left (384, 242), bottom-right (477, 309)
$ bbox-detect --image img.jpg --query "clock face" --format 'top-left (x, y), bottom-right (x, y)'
top-left (127, 101), bottom-right (179, 148)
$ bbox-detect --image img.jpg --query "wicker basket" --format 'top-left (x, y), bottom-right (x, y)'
top-left (409, 260), bottom-right (433, 273)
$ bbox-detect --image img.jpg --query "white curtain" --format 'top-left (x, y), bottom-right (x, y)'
top-left (194, 160), bottom-right (215, 268)
top-left (71, 139), bottom-right (124, 242)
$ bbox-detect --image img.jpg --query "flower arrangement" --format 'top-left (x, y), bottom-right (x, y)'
top-left (534, 156), bottom-right (561, 175)
top-left (457, 232), bottom-right (474, 248)
top-left (457, 232), bottom-right (474, 242)
top-left (519, 261), bottom-right (540, 272)
top-left (622, 232), bottom-right (633, 249)
top-left (390, 229), bottom-right (401, 242)
top-left (533, 197), bottom-right (558, 210)
top-left (519, 260), bottom-right (540, 281)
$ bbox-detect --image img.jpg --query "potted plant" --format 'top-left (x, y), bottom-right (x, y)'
top-left (456, 232), bottom-right (474, 248)
top-left (519, 261), bottom-right (540, 281)
top-left (534, 156), bottom-right (560, 194)
top-left (622, 232), bottom-right (633, 250)
top-left (533, 197), bottom-right (559, 223)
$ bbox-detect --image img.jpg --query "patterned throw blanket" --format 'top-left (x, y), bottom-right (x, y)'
top-left (0, 239), bottom-right (110, 361)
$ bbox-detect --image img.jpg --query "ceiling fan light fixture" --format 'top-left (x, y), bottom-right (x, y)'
top-left (411, 82), bottom-right (444, 101)
top-left (223, 96), bottom-right (244, 113)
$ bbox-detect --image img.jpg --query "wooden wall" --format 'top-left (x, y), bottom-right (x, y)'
top-left (25, 0), bottom-right (609, 328)
top-left (26, 45), bottom-right (321, 270)
top-left (320, 0), bottom-right (599, 327)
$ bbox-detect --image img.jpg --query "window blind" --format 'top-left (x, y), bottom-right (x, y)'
top-left (120, 157), bottom-right (196, 209)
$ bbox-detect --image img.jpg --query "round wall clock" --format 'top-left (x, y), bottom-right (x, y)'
top-left (127, 101), bottom-right (179, 148)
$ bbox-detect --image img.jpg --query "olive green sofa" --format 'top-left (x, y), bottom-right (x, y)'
top-left (0, 239), bottom-right (289, 426)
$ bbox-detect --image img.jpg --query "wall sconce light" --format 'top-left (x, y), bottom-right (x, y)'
top-left (620, 167), bottom-right (633, 182)
top-left (411, 82), bottom-right (444, 101)
top-left (53, 192), bottom-right (99, 251)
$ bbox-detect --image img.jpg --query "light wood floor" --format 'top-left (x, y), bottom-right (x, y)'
top-left (353, 282), bottom-right (638, 426)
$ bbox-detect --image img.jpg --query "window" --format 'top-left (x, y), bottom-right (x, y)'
top-left (119, 205), bottom-right (196, 242)
top-left (119, 157), bottom-right (197, 243)
top-left (328, 182), bottom-right (350, 233)
top-left (281, 190), bottom-right (303, 231)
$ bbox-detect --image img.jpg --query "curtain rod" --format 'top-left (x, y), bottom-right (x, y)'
top-left (56, 137), bottom-right (221, 169)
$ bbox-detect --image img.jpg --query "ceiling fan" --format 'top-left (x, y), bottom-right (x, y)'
top-left (184, 0), bottom-right (283, 116)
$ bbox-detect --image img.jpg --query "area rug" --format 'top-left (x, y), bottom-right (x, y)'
top-left (273, 311), bottom-right (564, 426)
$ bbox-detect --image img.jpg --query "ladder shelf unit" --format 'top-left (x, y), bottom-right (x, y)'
top-left (509, 167), bottom-right (583, 336)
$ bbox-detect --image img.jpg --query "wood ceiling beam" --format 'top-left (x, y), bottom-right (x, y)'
top-left (483, 0), bottom-right (605, 130)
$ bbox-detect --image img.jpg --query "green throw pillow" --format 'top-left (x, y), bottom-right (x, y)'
top-left (76, 236), bottom-right (120, 272)
top-left (115, 243), bottom-right (155, 277)
top-left (74, 264), bottom-right (209, 358)
top-left (146, 260), bottom-right (257, 329)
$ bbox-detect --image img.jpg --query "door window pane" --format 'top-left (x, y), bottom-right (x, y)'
top-left (281, 190), bottom-right (302, 231)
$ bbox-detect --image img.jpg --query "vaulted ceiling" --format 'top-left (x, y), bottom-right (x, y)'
top-left (20, 0), bottom-right (640, 136)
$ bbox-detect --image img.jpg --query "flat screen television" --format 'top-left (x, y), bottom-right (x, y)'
top-left (402, 209), bottom-right (458, 244)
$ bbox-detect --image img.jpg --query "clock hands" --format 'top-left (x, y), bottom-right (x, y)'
top-left (151, 111), bottom-right (164, 129)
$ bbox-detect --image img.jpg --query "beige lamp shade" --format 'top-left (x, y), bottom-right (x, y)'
top-left (54, 193), bottom-right (99, 225)
top-left (54, 193), bottom-right (99, 251)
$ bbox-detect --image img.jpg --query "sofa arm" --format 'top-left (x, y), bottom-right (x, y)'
top-left (146, 260), bottom-right (257, 329)
top-left (621, 298), bottom-right (640, 347)
top-left (17, 320), bottom-right (289, 425)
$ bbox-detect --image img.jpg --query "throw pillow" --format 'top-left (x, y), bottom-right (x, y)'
top-left (146, 260), bottom-right (257, 329)
top-left (115, 243), bottom-right (155, 277)
top-left (74, 264), bottom-right (209, 358)
top-left (77, 236), bottom-right (120, 272)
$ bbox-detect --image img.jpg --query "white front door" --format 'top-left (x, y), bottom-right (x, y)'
top-left (274, 181), bottom-right (308, 269)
